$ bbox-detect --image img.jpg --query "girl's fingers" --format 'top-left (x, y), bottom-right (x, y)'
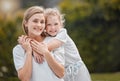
top-left (37, 55), bottom-right (42, 63)
top-left (26, 38), bottom-right (31, 43)
top-left (31, 41), bottom-right (39, 48)
top-left (33, 40), bottom-right (39, 44)
top-left (18, 35), bottom-right (24, 44)
top-left (33, 52), bottom-right (39, 63)
top-left (34, 56), bottom-right (38, 63)
top-left (31, 41), bottom-right (40, 51)
top-left (31, 40), bottom-right (37, 45)
top-left (31, 43), bottom-right (37, 51)
top-left (40, 55), bottom-right (44, 63)
top-left (34, 53), bottom-right (44, 64)
top-left (38, 55), bottom-right (44, 63)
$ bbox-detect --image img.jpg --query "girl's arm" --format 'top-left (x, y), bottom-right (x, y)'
top-left (48, 28), bottom-right (67, 51)
top-left (47, 39), bottom-right (63, 51)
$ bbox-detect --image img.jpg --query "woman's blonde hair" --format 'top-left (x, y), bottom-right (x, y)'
top-left (22, 6), bottom-right (44, 34)
top-left (44, 8), bottom-right (65, 27)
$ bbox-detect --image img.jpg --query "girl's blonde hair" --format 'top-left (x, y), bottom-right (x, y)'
top-left (44, 8), bottom-right (65, 27)
top-left (22, 6), bottom-right (44, 34)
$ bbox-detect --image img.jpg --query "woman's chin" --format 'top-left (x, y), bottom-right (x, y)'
top-left (32, 33), bottom-right (42, 37)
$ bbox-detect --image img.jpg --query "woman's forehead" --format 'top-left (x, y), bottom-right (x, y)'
top-left (29, 13), bottom-right (45, 20)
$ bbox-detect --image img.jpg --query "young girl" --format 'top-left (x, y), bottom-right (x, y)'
top-left (43, 8), bottom-right (92, 81)
top-left (13, 6), bottom-right (65, 81)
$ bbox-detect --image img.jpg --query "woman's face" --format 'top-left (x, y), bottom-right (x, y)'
top-left (46, 15), bottom-right (61, 36)
top-left (25, 13), bottom-right (45, 37)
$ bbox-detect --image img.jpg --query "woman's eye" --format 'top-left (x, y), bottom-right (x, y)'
top-left (41, 20), bottom-right (45, 24)
top-left (33, 20), bottom-right (38, 23)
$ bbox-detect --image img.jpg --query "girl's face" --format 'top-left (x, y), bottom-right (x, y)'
top-left (46, 15), bottom-right (61, 36)
top-left (25, 13), bottom-right (45, 37)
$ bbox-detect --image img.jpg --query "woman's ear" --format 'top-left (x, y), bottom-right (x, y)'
top-left (24, 21), bottom-right (28, 27)
top-left (23, 20), bottom-right (28, 34)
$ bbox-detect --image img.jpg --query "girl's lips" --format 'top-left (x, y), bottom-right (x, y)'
top-left (50, 30), bottom-right (57, 33)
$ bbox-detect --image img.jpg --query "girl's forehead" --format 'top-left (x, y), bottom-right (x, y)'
top-left (48, 14), bottom-right (58, 17)
top-left (47, 15), bottom-right (59, 19)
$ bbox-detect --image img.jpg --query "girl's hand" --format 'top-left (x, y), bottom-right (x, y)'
top-left (31, 40), bottom-right (49, 56)
top-left (18, 35), bottom-right (32, 53)
top-left (18, 35), bottom-right (26, 44)
top-left (33, 51), bottom-right (44, 63)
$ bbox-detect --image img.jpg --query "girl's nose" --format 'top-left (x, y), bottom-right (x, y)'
top-left (51, 25), bottom-right (55, 29)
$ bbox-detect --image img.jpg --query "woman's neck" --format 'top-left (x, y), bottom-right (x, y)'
top-left (29, 35), bottom-right (45, 42)
top-left (34, 36), bottom-right (45, 42)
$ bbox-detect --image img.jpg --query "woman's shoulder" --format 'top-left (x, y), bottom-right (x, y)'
top-left (13, 44), bottom-right (24, 54)
top-left (13, 44), bottom-right (22, 50)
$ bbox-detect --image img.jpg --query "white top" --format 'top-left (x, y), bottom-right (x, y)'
top-left (13, 37), bottom-right (65, 81)
top-left (55, 28), bottom-right (82, 67)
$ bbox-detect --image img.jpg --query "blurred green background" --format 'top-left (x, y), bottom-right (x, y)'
top-left (0, 0), bottom-right (120, 81)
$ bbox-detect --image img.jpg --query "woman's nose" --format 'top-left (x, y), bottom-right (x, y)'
top-left (37, 22), bottom-right (42, 26)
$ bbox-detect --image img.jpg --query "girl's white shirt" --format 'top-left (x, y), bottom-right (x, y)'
top-left (55, 28), bottom-right (83, 67)
top-left (54, 28), bottom-right (92, 81)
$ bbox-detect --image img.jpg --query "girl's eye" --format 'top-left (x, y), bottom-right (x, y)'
top-left (55, 23), bottom-right (58, 25)
top-left (47, 24), bottom-right (51, 26)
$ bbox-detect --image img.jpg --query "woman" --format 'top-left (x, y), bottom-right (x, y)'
top-left (13, 6), bottom-right (65, 81)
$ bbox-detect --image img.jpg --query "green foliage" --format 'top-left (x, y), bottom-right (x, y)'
top-left (0, 13), bottom-right (23, 78)
top-left (59, 0), bottom-right (120, 73)
top-left (0, 77), bottom-right (19, 81)
top-left (91, 72), bottom-right (120, 81)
